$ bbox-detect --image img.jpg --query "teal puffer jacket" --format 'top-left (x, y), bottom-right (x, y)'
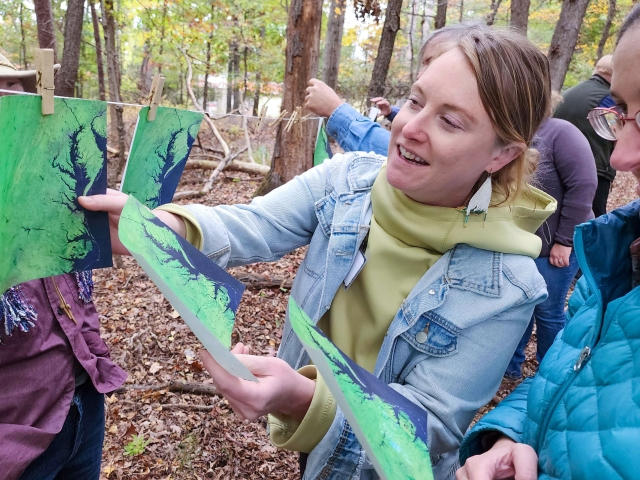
top-left (459, 200), bottom-right (640, 479)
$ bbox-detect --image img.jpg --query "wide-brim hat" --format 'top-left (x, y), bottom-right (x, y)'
top-left (0, 52), bottom-right (60, 94)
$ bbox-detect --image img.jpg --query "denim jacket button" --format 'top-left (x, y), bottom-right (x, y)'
top-left (416, 331), bottom-right (428, 343)
top-left (429, 289), bottom-right (436, 295)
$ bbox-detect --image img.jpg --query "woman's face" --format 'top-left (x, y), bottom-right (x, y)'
top-left (0, 78), bottom-right (25, 96)
top-left (610, 26), bottom-right (640, 196)
top-left (387, 47), bottom-right (522, 207)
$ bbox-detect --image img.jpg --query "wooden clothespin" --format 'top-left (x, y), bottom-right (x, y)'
top-left (256, 103), bottom-right (268, 130)
top-left (35, 48), bottom-right (55, 115)
top-left (298, 112), bottom-right (313, 124)
top-left (284, 106), bottom-right (301, 133)
top-left (269, 109), bottom-right (288, 130)
top-left (147, 74), bottom-right (165, 121)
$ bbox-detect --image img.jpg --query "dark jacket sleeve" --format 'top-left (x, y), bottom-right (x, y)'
top-left (385, 106), bottom-right (400, 122)
top-left (551, 122), bottom-right (598, 247)
top-left (459, 377), bottom-right (533, 465)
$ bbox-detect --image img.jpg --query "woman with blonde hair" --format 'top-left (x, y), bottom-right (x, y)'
top-left (83, 28), bottom-right (556, 479)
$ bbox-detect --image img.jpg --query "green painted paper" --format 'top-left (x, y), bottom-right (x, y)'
top-left (0, 95), bottom-right (112, 293)
top-left (313, 120), bottom-right (332, 167)
top-left (288, 298), bottom-right (434, 480)
top-left (118, 196), bottom-right (256, 381)
top-left (121, 106), bottom-right (204, 208)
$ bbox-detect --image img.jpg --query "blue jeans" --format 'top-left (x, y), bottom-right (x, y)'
top-left (20, 381), bottom-right (105, 480)
top-left (505, 251), bottom-right (579, 378)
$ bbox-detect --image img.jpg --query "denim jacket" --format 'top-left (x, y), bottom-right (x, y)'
top-left (183, 152), bottom-right (548, 480)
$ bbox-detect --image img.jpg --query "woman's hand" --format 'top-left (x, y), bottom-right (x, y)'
top-left (200, 343), bottom-right (316, 422)
top-left (304, 78), bottom-right (344, 118)
top-left (549, 243), bottom-right (572, 268)
top-left (79, 189), bottom-right (187, 255)
top-left (456, 437), bottom-right (538, 480)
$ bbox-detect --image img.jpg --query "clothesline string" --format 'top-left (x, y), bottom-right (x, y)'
top-left (0, 89), bottom-right (325, 122)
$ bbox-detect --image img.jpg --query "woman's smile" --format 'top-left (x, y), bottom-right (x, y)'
top-left (397, 145), bottom-right (430, 166)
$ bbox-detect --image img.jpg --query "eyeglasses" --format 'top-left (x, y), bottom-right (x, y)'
top-left (587, 107), bottom-right (640, 141)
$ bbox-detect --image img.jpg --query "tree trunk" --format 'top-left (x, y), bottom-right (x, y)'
top-left (486, 0), bottom-right (503, 25)
top-left (367, 0), bottom-right (404, 99)
top-left (547, 0), bottom-right (592, 91)
top-left (55, 0), bottom-right (86, 98)
top-left (243, 46), bottom-right (249, 104)
top-left (203, 28), bottom-right (213, 112)
top-left (19, 4), bottom-right (27, 68)
top-left (138, 41), bottom-right (152, 96)
top-left (252, 27), bottom-right (265, 117)
top-left (408, 0), bottom-right (417, 83)
top-left (255, 0), bottom-right (323, 196)
top-left (102, 0), bottom-right (125, 179)
top-left (157, 0), bottom-right (168, 74)
top-left (227, 39), bottom-right (237, 112)
top-left (90, 1), bottom-right (106, 101)
top-left (510, 0), bottom-right (531, 34)
top-left (596, 0), bottom-right (616, 61)
top-left (322, 0), bottom-right (346, 90)
top-left (232, 45), bottom-right (241, 111)
top-left (33, 0), bottom-right (58, 61)
top-left (434, 0), bottom-right (447, 29)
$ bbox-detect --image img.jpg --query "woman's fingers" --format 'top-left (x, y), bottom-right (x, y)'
top-left (511, 444), bottom-right (538, 480)
top-left (78, 191), bottom-right (128, 214)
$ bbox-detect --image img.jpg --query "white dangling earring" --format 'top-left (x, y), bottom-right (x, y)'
top-left (465, 171), bottom-right (492, 224)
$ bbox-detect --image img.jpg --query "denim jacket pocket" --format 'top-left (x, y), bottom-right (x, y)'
top-left (315, 194), bottom-right (336, 238)
top-left (400, 310), bottom-right (460, 356)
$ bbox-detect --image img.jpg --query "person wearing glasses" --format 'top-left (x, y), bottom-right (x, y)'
top-left (457, 6), bottom-right (640, 479)
top-left (554, 55), bottom-right (616, 218)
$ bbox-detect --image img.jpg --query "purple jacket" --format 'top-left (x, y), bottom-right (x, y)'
top-left (0, 274), bottom-right (127, 480)
top-left (533, 118), bottom-right (598, 257)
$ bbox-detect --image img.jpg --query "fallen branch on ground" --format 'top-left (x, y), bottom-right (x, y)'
top-left (185, 158), bottom-right (270, 175)
top-left (114, 380), bottom-right (218, 396)
top-left (172, 146), bottom-right (248, 200)
top-left (235, 274), bottom-right (293, 289)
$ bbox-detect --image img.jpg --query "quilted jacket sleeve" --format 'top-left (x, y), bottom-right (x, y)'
top-left (458, 377), bottom-right (533, 465)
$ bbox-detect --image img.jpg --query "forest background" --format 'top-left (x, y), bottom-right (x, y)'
top-left (1, 0), bottom-right (635, 118)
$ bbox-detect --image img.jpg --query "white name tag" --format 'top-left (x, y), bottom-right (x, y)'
top-left (344, 251), bottom-right (366, 288)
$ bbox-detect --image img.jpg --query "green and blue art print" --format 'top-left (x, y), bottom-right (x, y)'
top-left (0, 95), bottom-right (112, 293)
top-left (288, 298), bottom-right (434, 480)
top-left (120, 106), bottom-right (204, 209)
top-left (118, 196), bottom-right (256, 381)
top-left (313, 119), bottom-right (332, 167)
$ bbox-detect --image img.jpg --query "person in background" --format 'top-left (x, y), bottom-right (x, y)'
top-left (370, 96), bottom-right (399, 123)
top-left (0, 51), bottom-right (127, 480)
top-left (305, 23), bottom-right (484, 157)
top-left (457, 6), bottom-right (640, 478)
top-left (554, 55), bottom-right (616, 218)
top-left (504, 94), bottom-right (598, 382)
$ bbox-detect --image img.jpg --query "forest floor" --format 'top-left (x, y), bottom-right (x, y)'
top-left (98, 131), bottom-right (639, 479)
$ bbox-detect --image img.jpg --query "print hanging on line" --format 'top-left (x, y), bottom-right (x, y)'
top-left (0, 95), bottom-right (112, 293)
top-left (120, 106), bottom-right (204, 208)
